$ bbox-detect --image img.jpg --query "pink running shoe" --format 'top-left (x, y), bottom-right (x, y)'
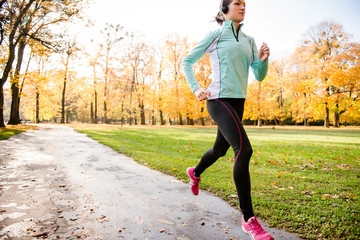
top-left (186, 167), bottom-right (200, 195)
top-left (242, 216), bottom-right (274, 240)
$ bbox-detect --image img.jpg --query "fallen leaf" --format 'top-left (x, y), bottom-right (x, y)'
top-left (219, 226), bottom-right (231, 232)
top-left (337, 164), bottom-right (351, 169)
top-left (157, 218), bottom-right (175, 225)
top-left (173, 202), bottom-right (182, 207)
top-left (134, 216), bottom-right (143, 225)
top-left (30, 225), bottom-right (59, 238)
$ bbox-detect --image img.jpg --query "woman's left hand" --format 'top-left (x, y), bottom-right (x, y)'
top-left (258, 42), bottom-right (270, 62)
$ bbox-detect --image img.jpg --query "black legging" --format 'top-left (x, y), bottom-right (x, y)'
top-left (194, 98), bottom-right (254, 220)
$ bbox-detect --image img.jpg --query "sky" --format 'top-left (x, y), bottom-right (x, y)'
top-left (80, 0), bottom-right (360, 59)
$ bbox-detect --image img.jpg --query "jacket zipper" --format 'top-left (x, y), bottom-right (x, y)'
top-left (231, 24), bottom-right (239, 42)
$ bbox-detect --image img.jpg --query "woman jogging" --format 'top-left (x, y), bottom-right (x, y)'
top-left (181, 0), bottom-right (273, 239)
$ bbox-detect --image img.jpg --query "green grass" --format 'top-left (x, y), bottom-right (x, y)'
top-left (0, 125), bottom-right (38, 140)
top-left (73, 125), bottom-right (360, 240)
top-left (0, 127), bottom-right (24, 140)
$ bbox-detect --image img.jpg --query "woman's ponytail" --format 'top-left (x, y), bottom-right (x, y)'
top-left (215, 11), bottom-right (225, 25)
top-left (215, 0), bottom-right (232, 25)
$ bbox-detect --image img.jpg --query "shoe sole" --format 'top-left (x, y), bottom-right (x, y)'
top-left (242, 226), bottom-right (274, 240)
top-left (242, 226), bottom-right (255, 240)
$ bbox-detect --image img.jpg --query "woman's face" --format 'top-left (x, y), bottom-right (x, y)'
top-left (226, 0), bottom-right (246, 23)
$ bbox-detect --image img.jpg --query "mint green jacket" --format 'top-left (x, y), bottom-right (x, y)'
top-left (182, 20), bottom-right (268, 99)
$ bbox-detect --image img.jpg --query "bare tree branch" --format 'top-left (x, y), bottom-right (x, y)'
top-left (27, 33), bottom-right (57, 50)
top-left (0, 0), bottom-right (7, 10)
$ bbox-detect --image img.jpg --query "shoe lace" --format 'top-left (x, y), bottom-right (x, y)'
top-left (249, 218), bottom-right (267, 235)
top-left (190, 178), bottom-right (200, 185)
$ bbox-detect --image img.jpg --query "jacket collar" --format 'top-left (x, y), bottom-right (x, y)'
top-left (223, 20), bottom-right (244, 31)
top-left (223, 20), bottom-right (243, 41)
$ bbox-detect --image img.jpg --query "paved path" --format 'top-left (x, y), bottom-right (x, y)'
top-left (0, 125), bottom-right (301, 240)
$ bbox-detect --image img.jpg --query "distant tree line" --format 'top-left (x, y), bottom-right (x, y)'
top-left (1, 1), bottom-right (359, 128)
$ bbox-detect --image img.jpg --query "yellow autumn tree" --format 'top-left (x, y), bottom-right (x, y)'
top-left (163, 35), bottom-right (190, 125)
top-left (300, 20), bottom-right (353, 127)
top-left (328, 42), bottom-right (360, 126)
top-left (287, 46), bottom-right (320, 125)
top-left (245, 78), bottom-right (277, 126)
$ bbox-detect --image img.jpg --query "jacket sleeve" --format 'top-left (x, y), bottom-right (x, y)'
top-left (251, 40), bottom-right (268, 82)
top-left (181, 31), bottom-right (218, 93)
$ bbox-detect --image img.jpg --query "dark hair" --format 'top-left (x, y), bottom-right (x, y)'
top-left (215, 0), bottom-right (233, 25)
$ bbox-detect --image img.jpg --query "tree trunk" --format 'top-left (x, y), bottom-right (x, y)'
top-left (0, 44), bottom-right (16, 127)
top-left (8, 40), bottom-right (26, 125)
top-left (189, 118), bottom-right (194, 125)
top-left (61, 57), bottom-right (69, 124)
top-left (139, 100), bottom-right (145, 125)
top-left (178, 113), bottom-right (183, 125)
top-left (303, 93), bottom-right (307, 126)
top-left (0, 0), bottom-right (35, 127)
top-left (120, 100), bottom-right (124, 126)
top-left (94, 90), bottom-right (98, 123)
top-left (324, 81), bottom-right (330, 128)
top-left (151, 110), bottom-right (155, 125)
top-left (61, 77), bottom-right (67, 124)
top-left (103, 100), bottom-right (107, 123)
top-left (324, 101), bottom-right (330, 128)
top-left (159, 109), bottom-right (164, 125)
top-left (200, 107), bottom-right (205, 126)
top-left (66, 109), bottom-right (70, 123)
top-left (334, 112), bottom-right (340, 128)
top-left (36, 88), bottom-right (40, 123)
top-left (334, 100), bottom-right (341, 128)
top-left (0, 86), bottom-right (5, 127)
top-left (90, 102), bottom-right (94, 123)
top-left (8, 79), bottom-right (21, 125)
top-left (257, 82), bottom-right (262, 127)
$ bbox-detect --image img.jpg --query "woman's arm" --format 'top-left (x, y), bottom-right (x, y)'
top-left (182, 30), bottom-right (219, 93)
top-left (251, 41), bottom-right (270, 82)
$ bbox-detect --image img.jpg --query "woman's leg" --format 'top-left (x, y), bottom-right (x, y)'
top-left (194, 128), bottom-right (230, 177)
top-left (205, 99), bottom-right (254, 221)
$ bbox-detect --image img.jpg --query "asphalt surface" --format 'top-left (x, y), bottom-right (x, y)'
top-left (0, 124), bottom-right (302, 239)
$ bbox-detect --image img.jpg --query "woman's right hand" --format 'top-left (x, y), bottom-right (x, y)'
top-left (194, 88), bottom-right (211, 101)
